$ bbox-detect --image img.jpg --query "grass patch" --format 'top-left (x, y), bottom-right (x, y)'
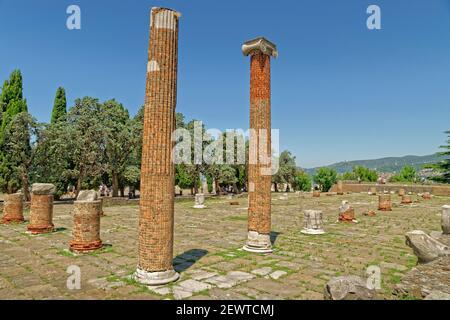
top-left (57, 249), bottom-right (78, 258)
top-left (226, 215), bottom-right (247, 221)
top-left (214, 248), bottom-right (250, 261)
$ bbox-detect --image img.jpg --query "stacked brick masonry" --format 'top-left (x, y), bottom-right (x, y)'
top-left (248, 52), bottom-right (272, 236)
top-left (27, 194), bottom-right (54, 234)
top-left (1, 193), bottom-right (24, 223)
top-left (138, 8), bottom-right (179, 273)
top-left (378, 195), bottom-right (392, 211)
top-left (70, 200), bottom-right (102, 252)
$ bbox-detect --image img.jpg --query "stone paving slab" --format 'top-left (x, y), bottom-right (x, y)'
top-left (0, 192), bottom-right (448, 299)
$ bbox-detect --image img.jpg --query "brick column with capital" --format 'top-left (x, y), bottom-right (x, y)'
top-left (242, 37), bottom-right (277, 253)
top-left (27, 183), bottom-right (56, 234)
top-left (133, 7), bottom-right (181, 286)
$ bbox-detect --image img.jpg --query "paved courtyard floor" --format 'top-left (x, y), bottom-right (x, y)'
top-left (0, 192), bottom-right (447, 300)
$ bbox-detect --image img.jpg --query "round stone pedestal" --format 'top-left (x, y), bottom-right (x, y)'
top-left (27, 194), bottom-right (54, 234)
top-left (301, 210), bottom-right (325, 235)
top-left (378, 195), bottom-right (392, 211)
top-left (243, 231), bottom-right (273, 254)
top-left (70, 200), bottom-right (103, 253)
top-left (312, 191), bottom-right (321, 198)
top-left (133, 268), bottom-right (180, 286)
top-left (1, 193), bottom-right (24, 224)
top-left (193, 193), bottom-right (206, 209)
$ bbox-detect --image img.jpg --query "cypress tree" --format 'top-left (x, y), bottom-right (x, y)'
top-left (50, 87), bottom-right (67, 123)
top-left (0, 70), bottom-right (28, 140)
top-left (0, 70), bottom-right (29, 194)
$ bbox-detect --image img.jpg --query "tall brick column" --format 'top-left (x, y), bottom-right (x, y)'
top-left (1, 193), bottom-right (24, 224)
top-left (27, 183), bottom-right (55, 234)
top-left (134, 7), bottom-right (181, 286)
top-left (242, 37), bottom-right (277, 254)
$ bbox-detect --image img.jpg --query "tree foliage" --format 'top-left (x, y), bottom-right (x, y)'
top-left (50, 87), bottom-right (67, 124)
top-left (428, 131), bottom-right (450, 184)
top-left (390, 165), bottom-right (417, 183)
top-left (292, 170), bottom-right (312, 192)
top-left (0, 112), bottom-right (38, 199)
top-left (272, 150), bottom-right (297, 192)
top-left (342, 166), bottom-right (378, 182)
top-left (313, 167), bottom-right (338, 192)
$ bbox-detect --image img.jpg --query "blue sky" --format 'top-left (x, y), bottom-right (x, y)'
top-left (1, 0), bottom-right (449, 168)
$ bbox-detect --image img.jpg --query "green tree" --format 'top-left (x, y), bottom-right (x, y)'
top-left (292, 170), bottom-right (312, 192)
top-left (31, 121), bottom-right (74, 198)
top-left (66, 97), bottom-right (106, 195)
top-left (0, 112), bottom-right (38, 200)
top-left (391, 165), bottom-right (417, 183)
top-left (427, 131), bottom-right (450, 184)
top-left (0, 70), bottom-right (30, 197)
top-left (313, 167), bottom-right (338, 192)
top-left (0, 70), bottom-right (28, 141)
top-left (342, 166), bottom-right (378, 182)
top-left (175, 164), bottom-right (193, 194)
top-left (50, 87), bottom-right (67, 124)
top-left (101, 99), bottom-right (135, 197)
top-left (272, 150), bottom-right (297, 192)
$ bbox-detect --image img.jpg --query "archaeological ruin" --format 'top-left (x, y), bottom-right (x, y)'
top-left (133, 7), bottom-right (182, 286)
top-left (242, 37), bottom-right (277, 254)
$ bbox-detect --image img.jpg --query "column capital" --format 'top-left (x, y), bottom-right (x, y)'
top-left (150, 7), bottom-right (181, 30)
top-left (242, 37), bottom-right (278, 58)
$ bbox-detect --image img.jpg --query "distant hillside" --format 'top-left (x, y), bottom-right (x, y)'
top-left (304, 154), bottom-right (445, 175)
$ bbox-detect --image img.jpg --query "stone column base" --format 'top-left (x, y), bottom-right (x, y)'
top-left (243, 231), bottom-right (273, 254)
top-left (193, 205), bottom-right (206, 209)
top-left (69, 240), bottom-right (103, 253)
top-left (27, 224), bottom-right (54, 234)
top-left (1, 217), bottom-right (25, 224)
top-left (301, 228), bottom-right (325, 235)
top-left (133, 267), bottom-right (180, 286)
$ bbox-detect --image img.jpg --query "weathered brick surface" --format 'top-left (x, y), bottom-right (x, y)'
top-left (378, 195), bottom-right (392, 211)
top-left (1, 193), bottom-right (24, 224)
top-left (247, 52), bottom-right (272, 235)
top-left (138, 8), bottom-right (180, 273)
top-left (401, 195), bottom-right (412, 204)
top-left (70, 200), bottom-right (102, 253)
top-left (27, 194), bottom-right (54, 234)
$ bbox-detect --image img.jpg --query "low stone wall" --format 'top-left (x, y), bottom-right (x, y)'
top-left (100, 197), bottom-right (139, 207)
top-left (330, 183), bottom-right (450, 196)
